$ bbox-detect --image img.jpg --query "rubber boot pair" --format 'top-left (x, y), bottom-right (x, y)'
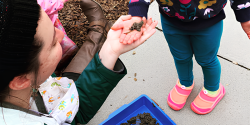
top-left (167, 79), bottom-right (225, 115)
top-left (63, 0), bottom-right (113, 75)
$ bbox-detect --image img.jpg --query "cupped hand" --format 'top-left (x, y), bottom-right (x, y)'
top-left (111, 16), bottom-right (147, 44)
top-left (99, 15), bottom-right (158, 70)
top-left (105, 17), bottom-right (158, 56)
top-left (241, 21), bottom-right (250, 39)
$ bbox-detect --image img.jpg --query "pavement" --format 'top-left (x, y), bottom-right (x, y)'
top-left (87, 1), bottom-right (250, 125)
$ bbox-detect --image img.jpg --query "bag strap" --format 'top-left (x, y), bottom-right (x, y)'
top-left (34, 92), bottom-right (48, 114)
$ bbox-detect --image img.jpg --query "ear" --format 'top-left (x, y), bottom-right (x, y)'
top-left (9, 75), bottom-right (32, 90)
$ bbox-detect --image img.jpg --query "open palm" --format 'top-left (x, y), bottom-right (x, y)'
top-left (105, 16), bottom-right (158, 56)
top-left (111, 16), bottom-right (149, 44)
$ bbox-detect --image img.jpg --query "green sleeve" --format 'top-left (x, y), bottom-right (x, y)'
top-left (51, 73), bottom-right (57, 77)
top-left (71, 53), bottom-right (127, 124)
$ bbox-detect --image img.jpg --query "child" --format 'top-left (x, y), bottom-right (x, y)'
top-left (116, 0), bottom-right (250, 114)
top-left (37, 0), bottom-right (79, 70)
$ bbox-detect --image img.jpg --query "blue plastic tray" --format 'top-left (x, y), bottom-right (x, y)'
top-left (100, 94), bottom-right (176, 125)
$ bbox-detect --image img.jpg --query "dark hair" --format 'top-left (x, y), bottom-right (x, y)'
top-left (0, 10), bottom-right (43, 102)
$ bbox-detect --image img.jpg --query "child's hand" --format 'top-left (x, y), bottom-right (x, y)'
top-left (111, 16), bottom-right (147, 45)
top-left (241, 21), bottom-right (250, 39)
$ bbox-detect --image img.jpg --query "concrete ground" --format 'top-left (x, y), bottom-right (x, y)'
top-left (87, 2), bottom-right (250, 125)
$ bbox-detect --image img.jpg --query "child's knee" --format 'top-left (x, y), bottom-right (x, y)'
top-left (195, 57), bottom-right (220, 68)
top-left (174, 56), bottom-right (193, 64)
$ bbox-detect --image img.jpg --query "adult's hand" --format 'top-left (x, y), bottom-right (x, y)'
top-left (111, 16), bottom-right (147, 44)
top-left (99, 16), bottom-right (158, 70)
top-left (241, 20), bottom-right (250, 39)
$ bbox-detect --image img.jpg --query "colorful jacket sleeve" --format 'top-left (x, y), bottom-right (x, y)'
top-left (128, 0), bottom-right (250, 22)
top-left (128, 0), bottom-right (151, 18)
top-left (71, 53), bottom-right (127, 124)
top-left (37, 0), bottom-right (68, 24)
top-left (230, 0), bottom-right (250, 22)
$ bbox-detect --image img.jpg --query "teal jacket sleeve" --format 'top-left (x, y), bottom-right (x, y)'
top-left (71, 53), bottom-right (127, 124)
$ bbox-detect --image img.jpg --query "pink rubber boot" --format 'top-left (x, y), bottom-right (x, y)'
top-left (54, 18), bottom-right (79, 71)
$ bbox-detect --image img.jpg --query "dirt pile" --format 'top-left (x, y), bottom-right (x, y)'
top-left (121, 112), bottom-right (159, 125)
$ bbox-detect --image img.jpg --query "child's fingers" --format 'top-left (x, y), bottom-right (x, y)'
top-left (132, 21), bottom-right (157, 46)
top-left (144, 18), bottom-right (153, 29)
top-left (144, 20), bottom-right (158, 34)
top-left (123, 34), bottom-right (131, 44)
top-left (142, 17), bottom-right (147, 28)
top-left (146, 17), bottom-right (153, 28)
top-left (128, 32), bottom-right (136, 44)
top-left (133, 33), bottom-right (140, 41)
top-left (132, 29), bottom-right (156, 48)
top-left (120, 34), bottom-right (126, 43)
top-left (134, 32), bottom-right (142, 41)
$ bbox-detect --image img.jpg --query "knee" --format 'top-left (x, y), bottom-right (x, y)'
top-left (195, 57), bottom-right (220, 67)
top-left (174, 56), bottom-right (193, 64)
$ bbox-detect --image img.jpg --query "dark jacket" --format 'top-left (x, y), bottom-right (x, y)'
top-left (128, 0), bottom-right (250, 30)
top-left (71, 53), bottom-right (127, 124)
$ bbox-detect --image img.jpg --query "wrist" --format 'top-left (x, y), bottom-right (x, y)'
top-left (99, 43), bottom-right (120, 70)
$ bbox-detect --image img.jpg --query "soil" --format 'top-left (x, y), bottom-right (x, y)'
top-left (120, 112), bottom-right (160, 125)
top-left (125, 21), bottom-right (144, 34)
top-left (58, 0), bottom-right (130, 48)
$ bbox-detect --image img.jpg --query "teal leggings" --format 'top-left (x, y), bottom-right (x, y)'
top-left (161, 14), bottom-right (223, 91)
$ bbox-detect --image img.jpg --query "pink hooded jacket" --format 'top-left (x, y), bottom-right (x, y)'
top-left (37, 0), bottom-right (68, 24)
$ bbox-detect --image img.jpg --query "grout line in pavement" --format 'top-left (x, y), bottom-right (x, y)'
top-left (154, 27), bottom-right (250, 71)
top-left (217, 55), bottom-right (250, 70)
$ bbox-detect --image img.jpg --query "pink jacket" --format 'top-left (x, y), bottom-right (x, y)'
top-left (37, 0), bottom-right (68, 24)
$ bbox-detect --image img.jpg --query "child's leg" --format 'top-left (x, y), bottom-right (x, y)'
top-left (190, 21), bottom-right (225, 114)
top-left (161, 14), bottom-right (195, 110)
top-left (191, 21), bottom-right (223, 91)
top-left (161, 14), bottom-right (193, 87)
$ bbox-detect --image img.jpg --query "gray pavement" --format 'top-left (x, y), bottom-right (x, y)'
top-left (87, 1), bottom-right (250, 125)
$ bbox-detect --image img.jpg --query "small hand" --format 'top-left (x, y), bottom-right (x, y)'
top-left (241, 20), bottom-right (250, 39)
top-left (111, 16), bottom-right (147, 44)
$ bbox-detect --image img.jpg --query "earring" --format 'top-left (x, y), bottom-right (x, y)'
top-left (31, 85), bottom-right (38, 93)
top-left (32, 88), bottom-right (38, 93)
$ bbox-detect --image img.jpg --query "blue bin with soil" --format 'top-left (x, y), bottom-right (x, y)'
top-left (100, 94), bottom-right (176, 125)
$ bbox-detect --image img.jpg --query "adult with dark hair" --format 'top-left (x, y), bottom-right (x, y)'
top-left (0, 0), bottom-right (158, 124)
